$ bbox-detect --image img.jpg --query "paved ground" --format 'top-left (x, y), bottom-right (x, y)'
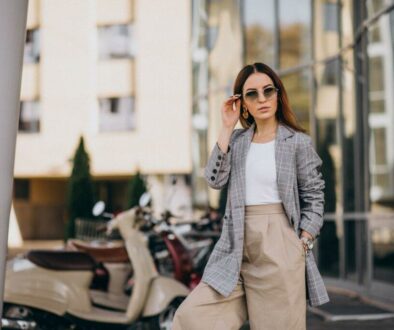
top-left (305, 314), bottom-right (394, 330)
top-left (240, 291), bottom-right (394, 330)
top-left (240, 313), bottom-right (394, 330)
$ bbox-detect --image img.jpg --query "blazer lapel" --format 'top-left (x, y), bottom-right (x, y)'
top-left (237, 121), bottom-right (295, 208)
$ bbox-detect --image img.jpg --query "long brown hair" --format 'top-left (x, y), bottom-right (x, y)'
top-left (233, 62), bottom-right (306, 133)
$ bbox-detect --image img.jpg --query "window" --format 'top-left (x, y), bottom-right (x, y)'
top-left (24, 29), bottom-right (40, 63)
top-left (19, 100), bottom-right (40, 133)
top-left (369, 56), bottom-right (385, 92)
top-left (372, 127), bottom-right (387, 167)
top-left (98, 96), bottom-right (136, 132)
top-left (322, 59), bottom-right (339, 85)
top-left (323, 2), bottom-right (338, 32)
top-left (369, 23), bottom-right (381, 43)
top-left (98, 24), bottom-right (135, 59)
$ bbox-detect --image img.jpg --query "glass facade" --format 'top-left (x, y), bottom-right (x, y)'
top-left (193, 0), bottom-right (394, 297)
top-left (366, 0), bottom-right (394, 289)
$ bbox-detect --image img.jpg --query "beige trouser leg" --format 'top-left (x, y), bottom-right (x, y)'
top-left (172, 203), bottom-right (306, 330)
top-left (172, 278), bottom-right (247, 330)
top-left (242, 203), bottom-right (306, 330)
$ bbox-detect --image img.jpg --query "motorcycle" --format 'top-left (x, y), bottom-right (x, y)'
top-left (2, 194), bottom-right (189, 330)
top-left (136, 194), bottom-right (219, 290)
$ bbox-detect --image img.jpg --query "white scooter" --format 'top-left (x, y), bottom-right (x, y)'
top-left (2, 193), bottom-right (189, 330)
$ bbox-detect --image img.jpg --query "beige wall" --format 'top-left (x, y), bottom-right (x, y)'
top-left (20, 64), bottom-right (40, 101)
top-left (15, 0), bottom-right (192, 178)
top-left (96, 0), bottom-right (134, 26)
top-left (134, 0), bottom-right (192, 174)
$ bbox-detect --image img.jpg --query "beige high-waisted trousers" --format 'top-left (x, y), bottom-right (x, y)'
top-left (172, 202), bottom-right (306, 330)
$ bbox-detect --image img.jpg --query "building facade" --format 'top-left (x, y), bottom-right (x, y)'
top-left (14, 0), bottom-right (193, 239)
top-left (191, 0), bottom-right (394, 301)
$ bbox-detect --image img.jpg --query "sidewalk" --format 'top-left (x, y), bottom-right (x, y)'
top-left (240, 288), bottom-right (394, 329)
top-left (306, 290), bottom-right (394, 329)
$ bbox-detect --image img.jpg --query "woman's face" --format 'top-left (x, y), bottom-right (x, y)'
top-left (241, 72), bottom-right (279, 122)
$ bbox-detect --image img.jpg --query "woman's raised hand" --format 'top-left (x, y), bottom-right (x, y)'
top-left (221, 94), bottom-right (241, 129)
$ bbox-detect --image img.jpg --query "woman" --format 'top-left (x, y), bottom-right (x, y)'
top-left (172, 62), bottom-right (329, 330)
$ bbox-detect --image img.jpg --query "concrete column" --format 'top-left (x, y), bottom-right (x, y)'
top-left (0, 0), bottom-right (29, 314)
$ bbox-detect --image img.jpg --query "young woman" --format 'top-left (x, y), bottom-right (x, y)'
top-left (172, 62), bottom-right (329, 330)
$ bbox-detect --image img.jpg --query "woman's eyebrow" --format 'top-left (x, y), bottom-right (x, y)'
top-left (246, 84), bottom-right (273, 91)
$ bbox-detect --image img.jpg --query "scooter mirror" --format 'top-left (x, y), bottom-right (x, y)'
top-left (139, 192), bottom-right (151, 208)
top-left (92, 200), bottom-right (106, 216)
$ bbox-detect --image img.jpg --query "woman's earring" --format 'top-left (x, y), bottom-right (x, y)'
top-left (242, 107), bottom-right (249, 119)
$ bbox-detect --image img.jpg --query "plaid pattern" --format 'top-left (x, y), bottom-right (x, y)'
top-left (202, 121), bottom-right (330, 307)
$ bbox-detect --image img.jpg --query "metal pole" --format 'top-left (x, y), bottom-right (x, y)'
top-left (0, 0), bottom-right (29, 316)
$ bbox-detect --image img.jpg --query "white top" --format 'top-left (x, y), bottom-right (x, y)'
top-left (245, 140), bottom-right (282, 205)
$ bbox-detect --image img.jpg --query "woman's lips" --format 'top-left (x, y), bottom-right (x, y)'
top-left (258, 106), bottom-right (270, 111)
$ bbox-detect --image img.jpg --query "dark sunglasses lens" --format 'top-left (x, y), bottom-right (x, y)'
top-left (245, 91), bottom-right (258, 100)
top-left (263, 87), bottom-right (276, 98)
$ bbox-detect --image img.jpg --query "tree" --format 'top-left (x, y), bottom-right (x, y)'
top-left (126, 169), bottom-right (147, 208)
top-left (65, 136), bottom-right (95, 240)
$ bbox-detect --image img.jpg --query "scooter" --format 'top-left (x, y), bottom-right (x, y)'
top-left (135, 195), bottom-right (215, 290)
top-left (2, 193), bottom-right (189, 330)
top-left (66, 201), bottom-right (134, 304)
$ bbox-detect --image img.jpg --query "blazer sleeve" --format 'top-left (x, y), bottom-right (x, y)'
top-left (204, 129), bottom-right (241, 190)
top-left (296, 134), bottom-right (325, 239)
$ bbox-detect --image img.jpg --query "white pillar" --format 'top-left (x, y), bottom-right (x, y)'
top-left (0, 0), bottom-right (29, 314)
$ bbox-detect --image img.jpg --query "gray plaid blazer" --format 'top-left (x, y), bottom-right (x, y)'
top-left (201, 121), bottom-right (330, 307)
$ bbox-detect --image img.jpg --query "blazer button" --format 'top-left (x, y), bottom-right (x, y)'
top-left (216, 162), bottom-right (220, 166)
top-left (218, 155), bottom-right (222, 160)
top-left (224, 215), bottom-right (227, 219)
top-left (210, 176), bottom-right (215, 181)
top-left (213, 169), bottom-right (217, 174)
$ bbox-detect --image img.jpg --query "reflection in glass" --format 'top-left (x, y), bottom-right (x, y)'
top-left (314, 59), bottom-right (341, 277)
top-left (319, 222), bottom-right (339, 277)
top-left (281, 70), bottom-right (311, 131)
top-left (279, 0), bottom-right (311, 69)
top-left (369, 56), bottom-right (385, 93)
top-left (323, 2), bottom-right (338, 32)
top-left (243, 0), bottom-right (275, 66)
top-left (372, 225), bottom-right (394, 283)
top-left (367, 0), bottom-right (394, 287)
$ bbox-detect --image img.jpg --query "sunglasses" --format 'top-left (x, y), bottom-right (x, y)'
top-left (242, 86), bottom-right (279, 102)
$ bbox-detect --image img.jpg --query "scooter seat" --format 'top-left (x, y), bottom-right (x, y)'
top-left (26, 250), bottom-right (96, 271)
top-left (67, 239), bottom-right (129, 263)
